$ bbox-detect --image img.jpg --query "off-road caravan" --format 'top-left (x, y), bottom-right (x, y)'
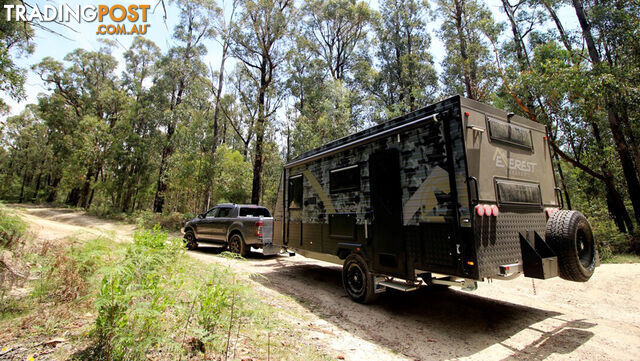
top-left (271, 95), bottom-right (597, 303)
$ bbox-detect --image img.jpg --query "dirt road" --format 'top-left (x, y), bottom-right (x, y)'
top-left (12, 206), bottom-right (640, 360)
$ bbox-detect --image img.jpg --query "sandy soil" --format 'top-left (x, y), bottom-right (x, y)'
top-left (11, 206), bottom-right (640, 361)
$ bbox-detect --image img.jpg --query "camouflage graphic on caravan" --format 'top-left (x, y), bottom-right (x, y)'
top-left (271, 96), bottom-right (597, 304)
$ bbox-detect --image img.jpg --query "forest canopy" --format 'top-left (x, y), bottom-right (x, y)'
top-left (1, 0), bottom-right (639, 255)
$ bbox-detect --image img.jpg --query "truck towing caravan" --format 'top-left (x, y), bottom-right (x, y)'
top-left (270, 95), bottom-right (597, 303)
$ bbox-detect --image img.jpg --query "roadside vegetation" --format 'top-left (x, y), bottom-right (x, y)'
top-left (0, 207), bottom-right (329, 360)
top-left (1, 0), bottom-right (639, 261)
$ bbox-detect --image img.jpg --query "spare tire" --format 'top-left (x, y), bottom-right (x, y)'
top-left (545, 210), bottom-right (597, 282)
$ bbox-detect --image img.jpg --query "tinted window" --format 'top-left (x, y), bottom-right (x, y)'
top-left (288, 175), bottom-right (303, 209)
top-left (217, 207), bottom-right (233, 217)
top-left (239, 207), bottom-right (271, 217)
top-left (496, 180), bottom-right (542, 205)
top-left (488, 118), bottom-right (533, 150)
top-left (205, 208), bottom-right (218, 218)
top-left (330, 165), bottom-right (360, 193)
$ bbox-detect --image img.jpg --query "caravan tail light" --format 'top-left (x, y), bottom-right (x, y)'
top-left (545, 207), bottom-right (559, 218)
top-left (255, 220), bottom-right (263, 237)
top-left (476, 204), bottom-right (500, 217)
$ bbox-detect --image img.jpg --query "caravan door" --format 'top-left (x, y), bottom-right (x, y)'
top-left (369, 149), bottom-right (406, 277)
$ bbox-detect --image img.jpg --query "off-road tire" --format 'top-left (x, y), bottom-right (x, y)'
top-left (184, 230), bottom-right (198, 250)
top-left (546, 210), bottom-right (597, 282)
top-left (228, 233), bottom-right (248, 257)
top-left (342, 254), bottom-right (380, 304)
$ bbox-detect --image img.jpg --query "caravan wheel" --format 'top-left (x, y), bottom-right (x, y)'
top-left (342, 254), bottom-right (379, 304)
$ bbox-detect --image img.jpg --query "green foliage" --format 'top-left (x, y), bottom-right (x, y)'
top-left (212, 145), bottom-right (253, 203)
top-left (1, 0), bottom-right (639, 258)
top-left (0, 0), bottom-right (34, 114)
top-left (436, 0), bottom-right (501, 102)
top-left (0, 203), bottom-right (26, 249)
top-left (373, 0), bottom-right (438, 116)
top-left (32, 237), bottom-right (117, 303)
top-left (93, 227), bottom-right (183, 360)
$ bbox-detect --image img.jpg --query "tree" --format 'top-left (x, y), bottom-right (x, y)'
top-left (571, 0), bottom-right (640, 226)
top-left (302, 0), bottom-right (373, 81)
top-left (373, 0), bottom-right (438, 116)
top-left (152, 0), bottom-right (216, 213)
top-left (203, 0), bottom-right (239, 210)
top-left (232, 0), bottom-right (293, 204)
top-left (33, 42), bottom-right (123, 209)
top-left (436, 0), bottom-right (501, 101)
top-left (114, 37), bottom-right (162, 212)
top-left (0, 1), bottom-right (34, 115)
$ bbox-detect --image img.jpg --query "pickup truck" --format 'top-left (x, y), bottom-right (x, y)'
top-left (182, 203), bottom-right (274, 256)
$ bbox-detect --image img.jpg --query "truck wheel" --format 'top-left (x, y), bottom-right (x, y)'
top-left (184, 230), bottom-right (198, 250)
top-left (342, 254), bottom-right (379, 304)
top-left (545, 210), bottom-right (597, 282)
top-left (228, 233), bottom-right (248, 257)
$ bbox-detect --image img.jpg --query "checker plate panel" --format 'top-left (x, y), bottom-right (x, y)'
top-left (475, 211), bottom-right (547, 278)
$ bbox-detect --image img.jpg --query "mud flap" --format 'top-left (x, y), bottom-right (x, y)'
top-left (520, 231), bottom-right (558, 279)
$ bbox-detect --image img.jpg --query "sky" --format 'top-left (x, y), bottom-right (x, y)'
top-left (3, 0), bottom-right (580, 118)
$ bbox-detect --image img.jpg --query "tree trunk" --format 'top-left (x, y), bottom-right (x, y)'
top-left (251, 103), bottom-right (266, 204)
top-left (544, 2), bottom-right (573, 54)
top-left (607, 109), bottom-right (640, 224)
top-left (153, 145), bottom-right (170, 213)
top-left (204, 43), bottom-right (229, 211)
top-left (79, 169), bottom-right (93, 209)
top-left (66, 187), bottom-right (81, 207)
top-left (453, 0), bottom-right (473, 99)
top-left (592, 122), bottom-right (634, 232)
top-left (552, 152), bottom-right (572, 210)
top-left (572, 0), bottom-right (640, 225)
top-left (46, 177), bottom-right (60, 203)
top-left (19, 164), bottom-right (28, 203)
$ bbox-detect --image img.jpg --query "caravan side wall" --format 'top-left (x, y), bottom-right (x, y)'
top-left (272, 98), bottom-right (477, 281)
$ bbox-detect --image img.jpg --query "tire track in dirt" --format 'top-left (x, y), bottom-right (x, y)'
top-left (14, 206), bottom-right (640, 360)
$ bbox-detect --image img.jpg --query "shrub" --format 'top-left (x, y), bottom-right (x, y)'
top-left (589, 213), bottom-right (637, 261)
top-left (0, 203), bottom-right (27, 249)
top-left (93, 227), bottom-right (183, 360)
top-left (32, 238), bottom-right (116, 303)
top-left (128, 210), bottom-right (193, 232)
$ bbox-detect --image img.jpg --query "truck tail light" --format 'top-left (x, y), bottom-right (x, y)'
top-left (255, 220), bottom-right (263, 237)
top-left (491, 204), bottom-right (500, 217)
top-left (476, 205), bottom-right (485, 217)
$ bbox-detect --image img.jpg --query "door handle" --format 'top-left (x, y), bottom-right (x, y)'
top-left (468, 176), bottom-right (479, 204)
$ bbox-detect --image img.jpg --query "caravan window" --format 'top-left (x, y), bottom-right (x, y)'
top-left (330, 165), bottom-right (360, 193)
top-left (288, 175), bottom-right (303, 209)
top-left (487, 118), bottom-right (533, 150)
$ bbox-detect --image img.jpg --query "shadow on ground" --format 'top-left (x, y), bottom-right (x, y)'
top-left (197, 251), bottom-right (597, 360)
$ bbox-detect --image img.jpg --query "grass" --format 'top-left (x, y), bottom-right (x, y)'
top-left (601, 253), bottom-right (640, 264)
top-left (0, 202), bottom-right (27, 249)
top-left (0, 217), bottom-right (330, 360)
top-left (87, 205), bottom-right (194, 232)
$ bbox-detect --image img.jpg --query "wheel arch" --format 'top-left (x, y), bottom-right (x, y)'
top-left (227, 229), bottom-right (243, 242)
